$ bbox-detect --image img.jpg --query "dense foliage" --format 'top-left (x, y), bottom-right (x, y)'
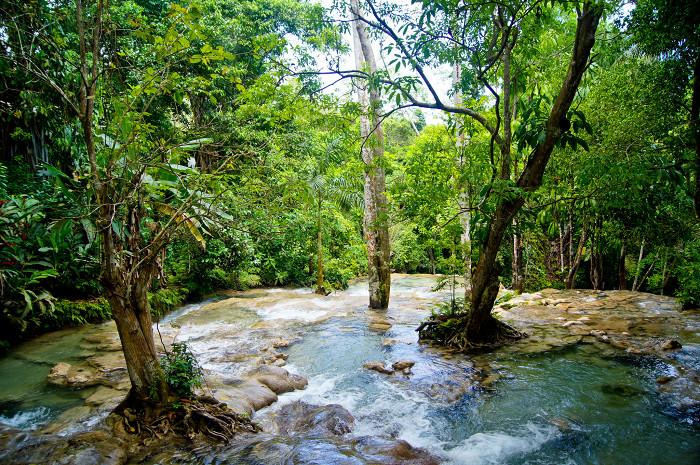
top-left (0, 0), bottom-right (698, 350)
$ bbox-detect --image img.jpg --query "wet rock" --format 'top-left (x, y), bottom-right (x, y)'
top-left (221, 378), bottom-right (279, 412)
top-left (85, 386), bottom-right (124, 408)
top-left (363, 361), bottom-right (394, 375)
top-left (562, 320), bottom-right (585, 328)
top-left (248, 365), bottom-right (308, 394)
top-left (47, 362), bottom-right (72, 386)
top-left (271, 402), bottom-right (355, 437)
top-left (352, 436), bottom-right (443, 465)
top-left (590, 330), bottom-right (607, 337)
top-left (381, 338), bottom-right (399, 347)
top-left (290, 439), bottom-right (365, 464)
top-left (369, 318), bottom-right (392, 332)
top-left (660, 340), bottom-right (682, 351)
top-left (272, 339), bottom-right (291, 348)
top-left (0, 426), bottom-right (127, 465)
top-left (391, 360), bottom-right (415, 372)
top-left (657, 369), bottom-right (700, 421)
top-left (601, 384), bottom-right (645, 397)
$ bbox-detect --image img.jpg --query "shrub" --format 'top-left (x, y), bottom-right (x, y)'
top-left (161, 342), bottom-right (204, 398)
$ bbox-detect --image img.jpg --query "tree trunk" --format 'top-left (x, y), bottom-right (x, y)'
top-left (632, 238), bottom-right (645, 291)
top-left (691, 48), bottom-right (700, 219)
top-left (351, 0), bottom-right (391, 309)
top-left (459, 4), bottom-right (601, 346)
top-left (512, 226), bottom-right (524, 293)
top-left (564, 219), bottom-right (588, 290)
top-left (453, 58), bottom-right (473, 298)
top-left (589, 216), bottom-right (603, 290)
top-left (618, 239), bottom-right (627, 290)
top-left (315, 196), bottom-right (324, 294)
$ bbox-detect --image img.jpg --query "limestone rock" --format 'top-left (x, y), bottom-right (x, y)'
top-left (369, 318), bottom-right (392, 332)
top-left (391, 360), bottom-right (415, 372)
top-left (363, 361), bottom-right (394, 375)
top-left (247, 365), bottom-right (308, 394)
top-left (47, 362), bottom-right (72, 386)
top-left (353, 436), bottom-right (442, 465)
top-left (85, 386), bottom-right (124, 408)
top-left (657, 370), bottom-right (700, 421)
top-left (221, 378), bottom-right (278, 411)
top-left (660, 340), bottom-right (682, 351)
top-left (271, 401), bottom-right (355, 437)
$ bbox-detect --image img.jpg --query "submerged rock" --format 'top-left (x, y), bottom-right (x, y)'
top-left (352, 436), bottom-right (443, 465)
top-left (0, 426), bottom-right (127, 465)
top-left (656, 369), bottom-right (700, 421)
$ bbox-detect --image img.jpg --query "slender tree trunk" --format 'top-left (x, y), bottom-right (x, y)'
top-left (460, 4), bottom-right (601, 346)
top-left (454, 59), bottom-right (473, 297)
top-left (428, 246), bottom-right (436, 274)
top-left (691, 48), bottom-right (700, 219)
top-left (558, 220), bottom-right (566, 275)
top-left (589, 216), bottom-right (603, 290)
top-left (661, 255), bottom-right (678, 295)
top-left (632, 238), bottom-right (645, 291)
top-left (316, 196), bottom-right (324, 294)
top-left (618, 239), bottom-right (627, 290)
top-left (351, 0), bottom-right (391, 309)
top-left (512, 217), bottom-right (524, 293)
top-left (564, 217), bottom-right (588, 290)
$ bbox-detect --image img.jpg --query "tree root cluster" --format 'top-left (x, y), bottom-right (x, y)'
top-left (418, 315), bottom-right (526, 352)
top-left (117, 395), bottom-right (260, 443)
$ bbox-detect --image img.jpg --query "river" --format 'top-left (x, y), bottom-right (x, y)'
top-left (1, 274), bottom-right (699, 464)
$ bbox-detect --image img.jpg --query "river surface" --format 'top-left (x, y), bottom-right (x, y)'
top-left (1, 274), bottom-right (699, 464)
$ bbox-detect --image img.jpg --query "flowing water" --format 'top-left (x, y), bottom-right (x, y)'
top-left (1, 275), bottom-right (699, 464)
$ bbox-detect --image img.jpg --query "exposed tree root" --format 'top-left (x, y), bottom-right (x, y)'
top-left (114, 394), bottom-right (260, 444)
top-left (418, 314), bottom-right (526, 352)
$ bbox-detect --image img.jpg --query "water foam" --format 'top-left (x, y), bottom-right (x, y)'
top-left (0, 406), bottom-right (51, 430)
top-left (445, 423), bottom-right (561, 465)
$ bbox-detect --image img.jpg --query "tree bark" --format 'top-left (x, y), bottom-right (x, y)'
top-left (564, 219), bottom-right (588, 290)
top-left (454, 58), bottom-right (473, 297)
top-left (618, 239), bottom-right (627, 290)
top-left (691, 48), bottom-right (700, 219)
top-left (351, 0), bottom-right (391, 309)
top-left (589, 216), bottom-right (603, 290)
top-left (460, 3), bottom-right (601, 345)
top-left (315, 196), bottom-right (324, 294)
top-left (632, 238), bottom-right (645, 290)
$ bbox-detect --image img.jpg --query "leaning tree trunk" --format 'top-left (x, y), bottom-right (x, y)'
top-left (458, 4), bottom-right (601, 346)
top-left (351, 0), bottom-right (391, 309)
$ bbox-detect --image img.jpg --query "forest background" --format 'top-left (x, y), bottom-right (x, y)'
top-left (0, 0), bottom-right (698, 349)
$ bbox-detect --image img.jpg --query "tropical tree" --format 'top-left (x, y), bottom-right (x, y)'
top-left (337, 0), bottom-right (603, 346)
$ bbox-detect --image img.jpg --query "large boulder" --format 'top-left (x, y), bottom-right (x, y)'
top-left (352, 436), bottom-right (443, 465)
top-left (270, 401), bottom-right (355, 438)
top-left (247, 365), bottom-right (308, 394)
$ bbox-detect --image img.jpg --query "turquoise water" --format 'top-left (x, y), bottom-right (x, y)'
top-left (1, 276), bottom-right (698, 464)
top-left (273, 317), bottom-right (700, 465)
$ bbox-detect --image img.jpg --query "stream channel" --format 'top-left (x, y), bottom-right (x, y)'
top-left (1, 274), bottom-right (699, 464)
